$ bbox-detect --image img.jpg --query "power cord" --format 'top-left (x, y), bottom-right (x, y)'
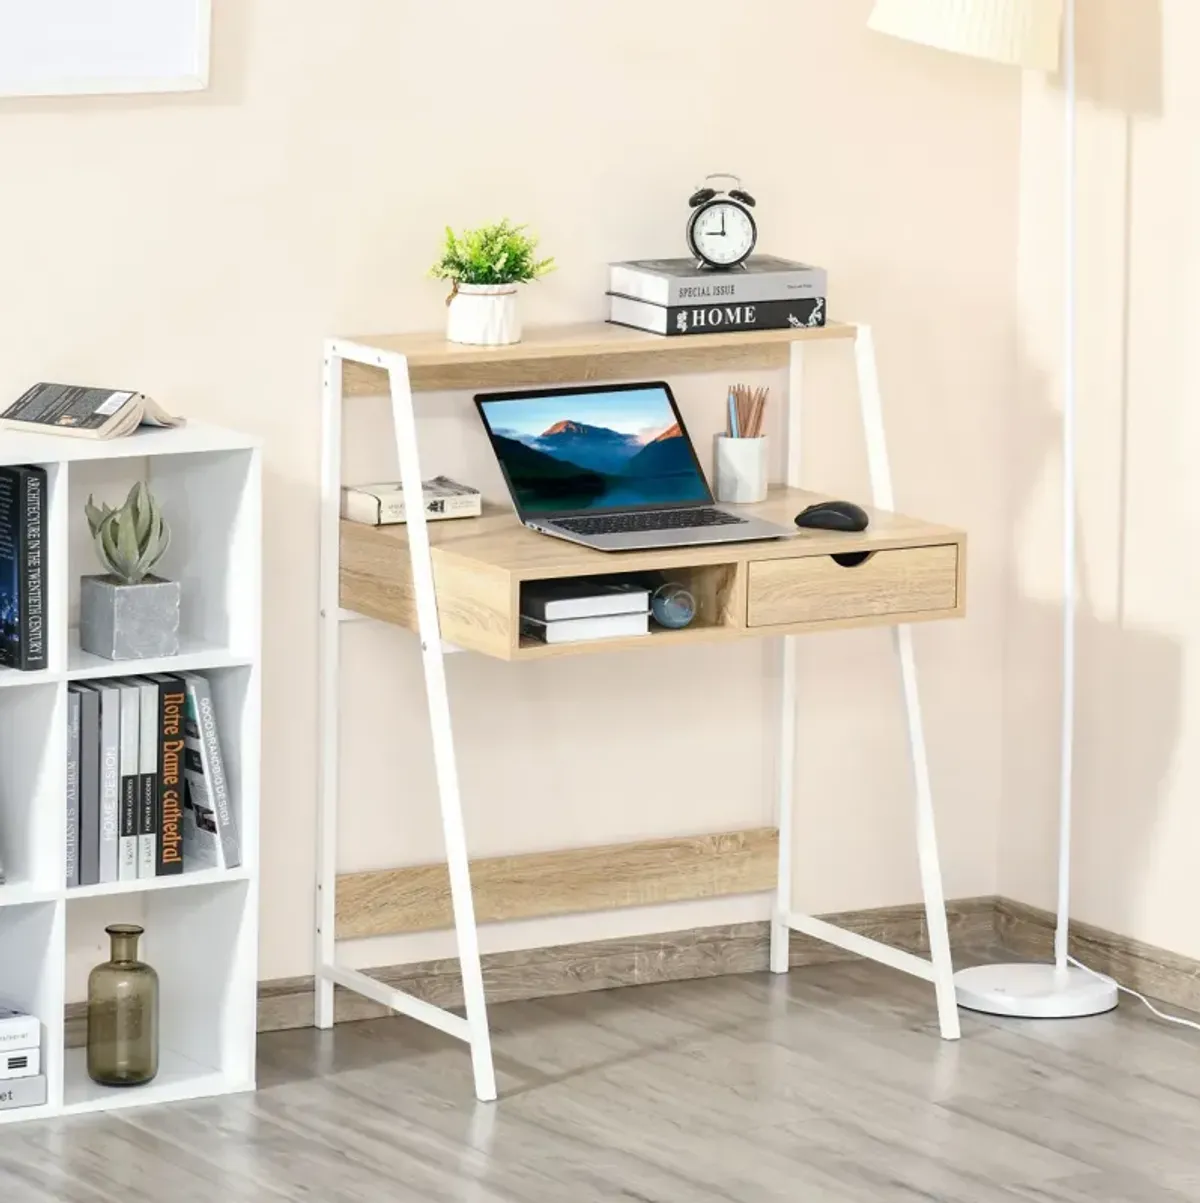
top-left (1068, 955), bottom-right (1200, 1033)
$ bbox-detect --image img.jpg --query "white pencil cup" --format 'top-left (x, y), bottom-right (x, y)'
top-left (713, 435), bottom-right (769, 504)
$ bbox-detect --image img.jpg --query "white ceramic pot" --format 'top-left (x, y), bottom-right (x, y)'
top-left (713, 434), bottom-right (769, 504)
top-left (445, 283), bottom-right (522, 346)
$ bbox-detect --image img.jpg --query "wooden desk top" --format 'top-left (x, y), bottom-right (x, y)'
top-left (337, 321), bottom-right (855, 394)
top-left (345, 487), bottom-right (959, 580)
top-left (341, 488), bottom-right (966, 660)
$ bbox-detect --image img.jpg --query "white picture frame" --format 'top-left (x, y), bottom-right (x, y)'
top-left (0, 0), bottom-right (211, 98)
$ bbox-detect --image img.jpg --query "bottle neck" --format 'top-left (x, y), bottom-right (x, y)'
top-left (107, 929), bottom-right (141, 963)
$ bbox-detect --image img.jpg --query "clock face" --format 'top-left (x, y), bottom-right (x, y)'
top-left (689, 200), bottom-right (756, 267)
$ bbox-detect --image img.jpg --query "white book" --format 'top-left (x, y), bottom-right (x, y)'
top-left (0, 1007), bottom-right (39, 1051)
top-left (65, 689), bottom-right (80, 888)
top-left (135, 678), bottom-right (159, 879)
top-left (520, 611), bottom-right (649, 645)
top-left (0, 1075), bottom-right (46, 1111)
top-left (0, 1046), bottom-right (40, 1081)
top-left (181, 673), bottom-right (241, 870)
top-left (521, 580), bottom-right (650, 622)
top-left (115, 681), bottom-right (140, 882)
top-left (341, 477), bottom-right (482, 526)
top-left (608, 255), bottom-right (827, 308)
top-left (96, 683), bottom-right (120, 883)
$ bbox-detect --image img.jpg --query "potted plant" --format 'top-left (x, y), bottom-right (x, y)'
top-left (80, 482), bottom-right (178, 660)
top-left (430, 219), bottom-right (554, 346)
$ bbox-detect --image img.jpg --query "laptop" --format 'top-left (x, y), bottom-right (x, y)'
top-left (475, 381), bottom-right (794, 551)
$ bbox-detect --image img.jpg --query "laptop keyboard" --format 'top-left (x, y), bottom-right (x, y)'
top-left (552, 508), bottom-right (747, 537)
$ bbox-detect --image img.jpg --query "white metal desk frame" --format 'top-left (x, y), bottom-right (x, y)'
top-left (316, 327), bottom-right (961, 1103)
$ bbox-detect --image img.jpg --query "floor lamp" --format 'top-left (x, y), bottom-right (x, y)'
top-left (868, 0), bottom-right (1119, 1018)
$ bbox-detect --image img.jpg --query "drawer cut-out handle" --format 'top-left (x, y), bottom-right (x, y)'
top-left (831, 551), bottom-right (874, 568)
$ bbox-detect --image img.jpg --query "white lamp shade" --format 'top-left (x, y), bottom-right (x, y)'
top-left (868, 0), bottom-right (1063, 71)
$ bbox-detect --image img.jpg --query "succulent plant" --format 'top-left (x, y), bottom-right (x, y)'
top-left (85, 482), bottom-right (171, 586)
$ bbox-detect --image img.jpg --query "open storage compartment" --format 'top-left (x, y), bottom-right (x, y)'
top-left (516, 562), bottom-right (741, 656)
top-left (63, 875), bottom-right (255, 1115)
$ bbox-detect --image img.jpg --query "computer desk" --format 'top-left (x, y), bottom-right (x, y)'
top-left (318, 321), bottom-right (967, 1101)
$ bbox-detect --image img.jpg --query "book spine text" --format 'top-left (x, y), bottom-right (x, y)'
top-left (157, 678), bottom-right (186, 875)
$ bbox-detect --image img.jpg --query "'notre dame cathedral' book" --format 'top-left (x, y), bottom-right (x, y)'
top-left (0, 465), bottom-right (47, 672)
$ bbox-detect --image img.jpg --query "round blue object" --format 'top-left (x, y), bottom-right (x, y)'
top-left (651, 583), bottom-right (696, 629)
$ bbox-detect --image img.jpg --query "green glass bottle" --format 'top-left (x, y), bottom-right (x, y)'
top-left (86, 924), bottom-right (159, 1087)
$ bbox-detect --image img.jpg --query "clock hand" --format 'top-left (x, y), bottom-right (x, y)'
top-left (720, 213), bottom-right (726, 236)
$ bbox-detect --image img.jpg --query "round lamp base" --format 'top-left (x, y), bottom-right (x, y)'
top-left (954, 963), bottom-right (1119, 1018)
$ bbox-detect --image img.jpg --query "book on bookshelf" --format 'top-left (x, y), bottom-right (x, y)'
top-left (134, 677), bottom-right (160, 879)
top-left (608, 255), bottom-right (827, 308)
top-left (606, 294), bottom-right (826, 337)
top-left (0, 465), bottom-right (47, 672)
top-left (0, 382), bottom-right (183, 441)
top-left (71, 684), bottom-right (100, 887)
top-left (147, 674), bottom-right (186, 875)
top-left (65, 689), bottom-right (80, 888)
top-left (116, 681), bottom-right (140, 883)
top-left (0, 1075), bottom-right (46, 1111)
top-left (96, 683), bottom-right (120, 884)
top-left (182, 673), bottom-right (241, 870)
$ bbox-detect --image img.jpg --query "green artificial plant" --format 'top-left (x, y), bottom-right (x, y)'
top-left (85, 482), bottom-right (172, 586)
top-left (429, 220), bottom-right (555, 293)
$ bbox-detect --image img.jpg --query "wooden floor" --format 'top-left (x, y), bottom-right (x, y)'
top-left (2, 961), bottom-right (1199, 1202)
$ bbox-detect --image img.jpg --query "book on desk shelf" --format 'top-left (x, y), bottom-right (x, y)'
top-left (521, 579), bottom-right (650, 622)
top-left (341, 477), bottom-right (482, 526)
top-left (520, 611), bottom-right (649, 645)
top-left (608, 294), bottom-right (825, 337)
top-left (0, 465), bottom-right (47, 672)
top-left (609, 256), bottom-right (827, 308)
top-left (0, 383), bottom-right (183, 441)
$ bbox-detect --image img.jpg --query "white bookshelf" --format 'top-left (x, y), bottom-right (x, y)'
top-left (0, 423), bottom-right (260, 1124)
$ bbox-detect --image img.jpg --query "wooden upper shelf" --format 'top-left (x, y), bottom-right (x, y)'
top-left (337, 321), bottom-right (855, 394)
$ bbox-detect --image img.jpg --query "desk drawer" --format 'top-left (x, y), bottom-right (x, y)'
top-left (746, 544), bottom-right (960, 627)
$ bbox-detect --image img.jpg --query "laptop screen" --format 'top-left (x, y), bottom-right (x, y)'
top-left (477, 384), bottom-right (713, 516)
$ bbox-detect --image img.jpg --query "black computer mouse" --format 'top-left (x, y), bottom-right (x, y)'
top-left (794, 500), bottom-right (869, 532)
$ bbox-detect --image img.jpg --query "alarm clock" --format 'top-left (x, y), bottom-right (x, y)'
top-left (686, 173), bottom-right (757, 270)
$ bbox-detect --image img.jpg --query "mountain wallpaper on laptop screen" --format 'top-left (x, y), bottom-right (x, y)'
top-left (481, 389), bottom-right (711, 514)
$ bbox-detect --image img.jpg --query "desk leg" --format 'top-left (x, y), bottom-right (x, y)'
top-left (315, 346), bottom-right (342, 1030)
top-left (386, 354), bottom-right (498, 1101)
top-left (771, 343), bottom-right (805, 973)
top-left (854, 325), bottom-right (960, 1040)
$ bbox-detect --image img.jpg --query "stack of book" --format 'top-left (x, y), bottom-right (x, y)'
top-left (520, 579), bottom-right (650, 645)
top-left (66, 672), bottom-right (241, 887)
top-left (0, 465), bottom-right (48, 672)
top-left (0, 1006), bottom-right (44, 1114)
top-left (606, 255), bottom-right (827, 337)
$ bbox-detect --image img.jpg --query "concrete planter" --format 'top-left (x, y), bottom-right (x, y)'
top-left (79, 575), bottom-right (180, 661)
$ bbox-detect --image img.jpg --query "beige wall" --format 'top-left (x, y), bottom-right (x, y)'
top-left (1003, 0), bottom-right (1200, 957)
top-left (0, 1), bottom-right (1021, 986)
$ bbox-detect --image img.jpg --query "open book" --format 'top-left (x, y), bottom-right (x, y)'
top-left (0, 383), bottom-right (184, 440)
